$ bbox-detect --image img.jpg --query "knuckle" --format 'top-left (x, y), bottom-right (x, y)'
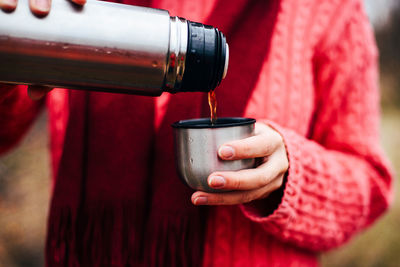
top-left (215, 194), bottom-right (225, 204)
top-left (260, 190), bottom-right (271, 200)
top-left (281, 162), bottom-right (289, 174)
top-left (260, 142), bottom-right (271, 155)
top-left (278, 155), bottom-right (289, 173)
top-left (241, 192), bottom-right (253, 204)
top-left (259, 174), bottom-right (270, 187)
top-left (276, 131), bottom-right (284, 142)
top-left (271, 132), bottom-right (283, 147)
top-left (254, 189), bottom-right (266, 200)
top-left (232, 176), bottom-right (242, 189)
top-left (272, 176), bottom-right (284, 191)
top-left (240, 142), bottom-right (252, 157)
top-left (255, 169), bottom-right (269, 187)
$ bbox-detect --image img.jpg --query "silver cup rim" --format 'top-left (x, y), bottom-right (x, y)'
top-left (171, 117), bottom-right (256, 129)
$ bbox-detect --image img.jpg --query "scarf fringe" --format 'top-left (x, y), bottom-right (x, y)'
top-left (46, 206), bottom-right (79, 267)
top-left (46, 204), bottom-right (206, 267)
top-left (144, 210), bottom-right (205, 267)
top-left (46, 203), bottom-right (143, 266)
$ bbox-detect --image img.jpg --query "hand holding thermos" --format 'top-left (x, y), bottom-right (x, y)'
top-left (0, 0), bottom-right (228, 98)
top-left (0, 0), bottom-right (86, 99)
top-left (0, 0), bottom-right (287, 206)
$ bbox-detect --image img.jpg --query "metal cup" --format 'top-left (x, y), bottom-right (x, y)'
top-left (172, 117), bottom-right (256, 192)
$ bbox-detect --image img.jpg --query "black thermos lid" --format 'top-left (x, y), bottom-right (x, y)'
top-left (180, 21), bottom-right (228, 92)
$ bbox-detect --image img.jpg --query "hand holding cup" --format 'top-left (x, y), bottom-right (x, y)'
top-left (191, 122), bottom-right (288, 205)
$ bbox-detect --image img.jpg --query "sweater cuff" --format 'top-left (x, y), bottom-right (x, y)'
top-left (240, 120), bottom-right (303, 234)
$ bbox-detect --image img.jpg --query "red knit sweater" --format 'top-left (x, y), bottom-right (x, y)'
top-left (0, 0), bottom-right (393, 266)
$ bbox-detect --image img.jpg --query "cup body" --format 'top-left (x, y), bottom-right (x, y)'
top-left (172, 118), bottom-right (256, 192)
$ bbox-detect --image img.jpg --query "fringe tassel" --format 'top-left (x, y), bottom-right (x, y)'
top-left (144, 210), bottom-right (206, 267)
top-left (46, 203), bottom-right (144, 266)
top-left (46, 206), bottom-right (79, 267)
top-left (46, 204), bottom-right (206, 266)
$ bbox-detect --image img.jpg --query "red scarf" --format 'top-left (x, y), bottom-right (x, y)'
top-left (46, 0), bottom-right (278, 265)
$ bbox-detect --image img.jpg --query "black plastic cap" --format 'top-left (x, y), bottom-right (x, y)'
top-left (180, 21), bottom-right (227, 92)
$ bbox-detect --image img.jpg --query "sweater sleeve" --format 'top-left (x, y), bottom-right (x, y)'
top-left (0, 84), bottom-right (44, 155)
top-left (240, 0), bottom-right (394, 251)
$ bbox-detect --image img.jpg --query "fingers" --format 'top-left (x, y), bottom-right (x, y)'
top-left (192, 122), bottom-right (288, 206)
top-left (70, 0), bottom-right (86, 5)
top-left (0, 0), bottom-right (17, 12)
top-left (2, 0), bottom-right (85, 16)
top-left (208, 152), bottom-right (288, 190)
top-left (28, 0), bottom-right (85, 17)
top-left (29, 0), bottom-right (51, 16)
top-left (218, 124), bottom-right (283, 160)
top-left (192, 174), bottom-right (284, 205)
top-left (0, 0), bottom-right (51, 15)
top-left (27, 85), bottom-right (52, 100)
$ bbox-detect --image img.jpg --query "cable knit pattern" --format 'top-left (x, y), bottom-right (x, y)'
top-left (238, 0), bottom-right (393, 251)
top-left (203, 0), bottom-right (393, 265)
top-left (0, 0), bottom-right (393, 266)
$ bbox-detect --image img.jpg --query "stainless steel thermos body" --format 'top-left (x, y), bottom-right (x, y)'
top-left (0, 0), bottom-right (229, 96)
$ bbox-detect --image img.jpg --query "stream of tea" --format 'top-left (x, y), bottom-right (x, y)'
top-left (208, 90), bottom-right (217, 124)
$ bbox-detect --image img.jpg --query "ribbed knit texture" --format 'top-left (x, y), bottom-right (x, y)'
top-left (0, 0), bottom-right (393, 266)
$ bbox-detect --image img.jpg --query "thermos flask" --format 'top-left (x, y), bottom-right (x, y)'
top-left (0, 0), bottom-right (229, 96)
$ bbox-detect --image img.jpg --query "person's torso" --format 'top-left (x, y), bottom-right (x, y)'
top-left (45, 0), bottom-right (327, 265)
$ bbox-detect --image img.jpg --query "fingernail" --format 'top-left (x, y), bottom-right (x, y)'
top-left (1, 0), bottom-right (17, 9)
top-left (218, 146), bottom-right (234, 159)
top-left (34, 0), bottom-right (50, 12)
top-left (209, 176), bottom-right (225, 188)
top-left (73, 0), bottom-right (86, 5)
top-left (194, 196), bottom-right (208, 205)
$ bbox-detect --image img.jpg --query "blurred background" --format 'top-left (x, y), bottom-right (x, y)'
top-left (0, 0), bottom-right (399, 266)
